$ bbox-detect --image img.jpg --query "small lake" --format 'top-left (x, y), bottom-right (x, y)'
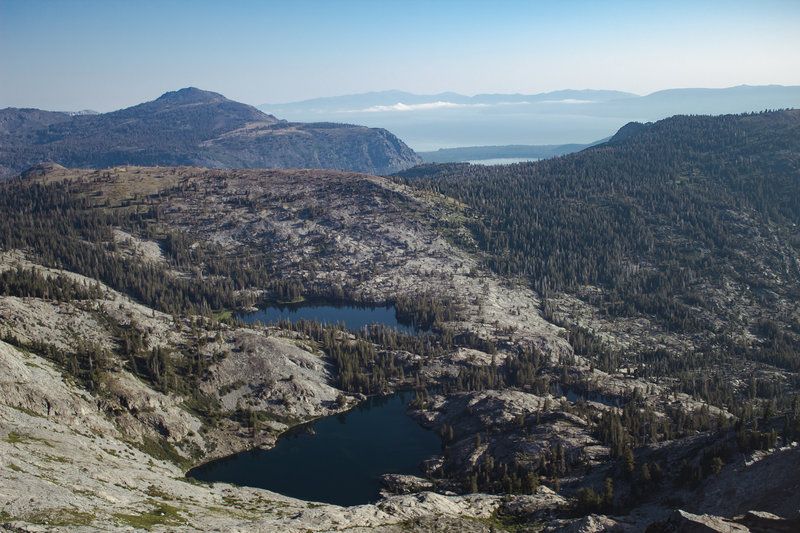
top-left (239, 302), bottom-right (419, 334)
top-left (187, 392), bottom-right (441, 506)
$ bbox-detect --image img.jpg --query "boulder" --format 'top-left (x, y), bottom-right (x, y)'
top-left (646, 509), bottom-right (749, 532)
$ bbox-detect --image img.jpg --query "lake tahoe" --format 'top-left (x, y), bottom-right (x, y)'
top-left (465, 157), bottom-right (539, 165)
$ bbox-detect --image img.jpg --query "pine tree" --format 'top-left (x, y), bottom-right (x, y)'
top-left (623, 447), bottom-right (635, 478)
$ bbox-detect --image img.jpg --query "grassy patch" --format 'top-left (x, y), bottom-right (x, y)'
top-left (215, 495), bottom-right (294, 518)
top-left (134, 436), bottom-right (190, 469)
top-left (44, 455), bottom-right (72, 464)
top-left (207, 504), bottom-right (259, 520)
top-left (214, 309), bottom-right (233, 321)
top-left (4, 432), bottom-right (52, 447)
top-left (11, 405), bottom-right (44, 418)
top-left (467, 508), bottom-right (543, 532)
top-left (179, 475), bottom-right (210, 487)
top-left (24, 508), bottom-right (95, 527)
top-left (5, 432), bottom-right (24, 443)
top-left (8, 463), bottom-right (22, 472)
top-left (275, 296), bottom-right (306, 305)
top-left (114, 502), bottom-right (186, 530)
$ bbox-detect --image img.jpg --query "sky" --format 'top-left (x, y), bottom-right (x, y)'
top-left (1, 0), bottom-right (799, 112)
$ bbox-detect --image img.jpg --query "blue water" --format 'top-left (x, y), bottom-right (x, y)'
top-left (187, 392), bottom-right (441, 506)
top-left (239, 302), bottom-right (419, 333)
top-left (465, 157), bottom-right (539, 165)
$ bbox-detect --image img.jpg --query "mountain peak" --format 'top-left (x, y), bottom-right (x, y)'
top-left (0, 89), bottom-right (421, 178)
top-left (608, 121), bottom-right (651, 143)
top-left (155, 87), bottom-right (227, 105)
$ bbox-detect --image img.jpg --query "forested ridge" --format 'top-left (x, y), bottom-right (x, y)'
top-left (398, 110), bottom-right (800, 294)
top-left (0, 178), bottom-right (254, 315)
top-left (398, 110), bottom-right (800, 407)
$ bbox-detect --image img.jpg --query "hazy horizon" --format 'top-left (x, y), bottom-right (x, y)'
top-left (2, 0), bottom-right (799, 112)
top-left (3, 83), bottom-right (798, 152)
top-left (1, 83), bottom-right (797, 117)
top-left (258, 85), bottom-right (800, 151)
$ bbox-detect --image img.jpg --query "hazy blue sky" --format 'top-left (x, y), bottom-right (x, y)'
top-left (1, 0), bottom-right (799, 112)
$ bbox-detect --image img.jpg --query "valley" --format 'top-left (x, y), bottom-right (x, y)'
top-left (1, 110), bottom-right (799, 531)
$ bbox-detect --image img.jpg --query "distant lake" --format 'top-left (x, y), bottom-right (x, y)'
top-left (466, 157), bottom-right (539, 165)
top-left (263, 102), bottom-right (630, 151)
top-left (239, 301), bottom-right (421, 333)
top-left (187, 392), bottom-right (441, 506)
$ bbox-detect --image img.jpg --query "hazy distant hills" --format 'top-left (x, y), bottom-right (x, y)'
top-left (261, 85), bottom-right (800, 152)
top-left (0, 88), bottom-right (422, 179)
top-left (0, 108), bottom-right (74, 136)
top-left (262, 89), bottom-right (636, 113)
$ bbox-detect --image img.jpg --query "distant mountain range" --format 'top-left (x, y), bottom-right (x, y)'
top-left (260, 85), bottom-right (800, 152)
top-left (262, 89), bottom-right (638, 112)
top-left (0, 88), bottom-right (422, 179)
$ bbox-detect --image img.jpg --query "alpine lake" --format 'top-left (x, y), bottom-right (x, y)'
top-left (187, 302), bottom-right (441, 506)
top-left (236, 300), bottom-right (420, 334)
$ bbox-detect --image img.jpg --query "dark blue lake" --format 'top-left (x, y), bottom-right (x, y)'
top-left (187, 392), bottom-right (441, 506)
top-left (239, 302), bottom-right (419, 333)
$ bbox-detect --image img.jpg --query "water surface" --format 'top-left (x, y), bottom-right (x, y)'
top-left (187, 392), bottom-right (440, 506)
top-left (239, 302), bottom-right (419, 333)
top-left (466, 157), bottom-right (539, 165)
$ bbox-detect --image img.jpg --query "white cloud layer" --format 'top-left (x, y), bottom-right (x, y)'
top-left (538, 99), bottom-right (595, 104)
top-left (358, 101), bottom-right (489, 112)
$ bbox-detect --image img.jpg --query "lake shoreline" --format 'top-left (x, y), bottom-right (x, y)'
top-left (237, 300), bottom-right (424, 334)
top-left (186, 390), bottom-right (442, 506)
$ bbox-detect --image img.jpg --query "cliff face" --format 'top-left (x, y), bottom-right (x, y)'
top-left (199, 120), bottom-right (422, 175)
top-left (0, 87), bottom-right (422, 178)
